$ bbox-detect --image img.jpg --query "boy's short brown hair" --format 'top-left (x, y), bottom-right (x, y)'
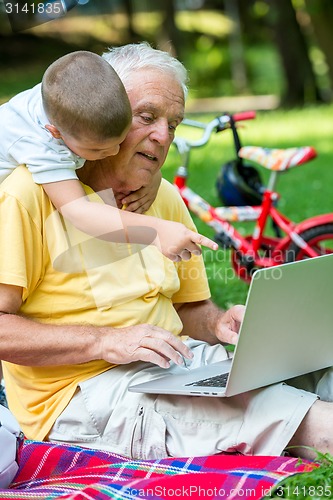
top-left (42, 51), bottom-right (132, 140)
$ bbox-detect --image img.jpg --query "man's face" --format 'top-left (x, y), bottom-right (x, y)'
top-left (89, 68), bottom-right (185, 193)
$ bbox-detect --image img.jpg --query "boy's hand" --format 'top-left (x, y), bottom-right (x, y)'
top-left (151, 219), bottom-right (218, 261)
top-left (122, 171), bottom-right (162, 214)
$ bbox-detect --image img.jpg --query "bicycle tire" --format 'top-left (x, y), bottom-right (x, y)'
top-left (285, 223), bottom-right (333, 263)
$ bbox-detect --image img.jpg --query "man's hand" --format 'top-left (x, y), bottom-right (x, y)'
top-left (214, 305), bottom-right (245, 345)
top-left (99, 324), bottom-right (193, 369)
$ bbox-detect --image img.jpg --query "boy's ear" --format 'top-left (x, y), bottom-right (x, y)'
top-left (45, 124), bottom-right (62, 139)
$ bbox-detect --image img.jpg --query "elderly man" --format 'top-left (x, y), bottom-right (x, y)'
top-left (0, 43), bottom-right (332, 460)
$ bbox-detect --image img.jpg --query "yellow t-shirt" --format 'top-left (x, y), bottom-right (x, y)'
top-left (0, 166), bottom-right (210, 440)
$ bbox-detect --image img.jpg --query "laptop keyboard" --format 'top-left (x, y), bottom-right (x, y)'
top-left (185, 372), bottom-right (229, 388)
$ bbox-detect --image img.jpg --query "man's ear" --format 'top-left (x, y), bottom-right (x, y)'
top-left (45, 124), bottom-right (62, 139)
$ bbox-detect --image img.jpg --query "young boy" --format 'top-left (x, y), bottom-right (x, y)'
top-left (0, 51), bottom-right (216, 261)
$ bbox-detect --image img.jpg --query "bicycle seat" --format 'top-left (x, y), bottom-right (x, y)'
top-left (238, 146), bottom-right (317, 171)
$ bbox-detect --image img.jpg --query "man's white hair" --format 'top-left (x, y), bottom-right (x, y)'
top-left (102, 42), bottom-right (189, 99)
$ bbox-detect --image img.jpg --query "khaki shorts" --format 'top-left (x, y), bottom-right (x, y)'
top-left (48, 339), bottom-right (317, 459)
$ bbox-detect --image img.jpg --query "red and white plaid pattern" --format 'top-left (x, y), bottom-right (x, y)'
top-left (0, 440), bottom-right (315, 499)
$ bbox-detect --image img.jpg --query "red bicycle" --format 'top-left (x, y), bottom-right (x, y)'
top-left (173, 111), bottom-right (333, 282)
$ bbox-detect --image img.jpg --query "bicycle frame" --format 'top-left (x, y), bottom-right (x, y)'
top-left (173, 112), bottom-right (333, 280)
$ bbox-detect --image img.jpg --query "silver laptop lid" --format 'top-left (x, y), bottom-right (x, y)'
top-left (225, 253), bottom-right (333, 396)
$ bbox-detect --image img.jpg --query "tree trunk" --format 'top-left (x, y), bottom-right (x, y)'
top-left (268, 0), bottom-right (322, 106)
top-left (155, 0), bottom-right (181, 57)
top-left (304, 0), bottom-right (333, 97)
top-left (224, 0), bottom-right (248, 94)
top-left (123, 0), bottom-right (141, 43)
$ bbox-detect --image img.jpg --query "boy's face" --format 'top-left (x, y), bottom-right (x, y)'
top-left (48, 125), bottom-right (131, 161)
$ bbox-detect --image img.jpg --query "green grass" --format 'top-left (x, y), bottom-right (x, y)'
top-left (162, 105), bottom-right (333, 309)
top-left (268, 449), bottom-right (333, 498)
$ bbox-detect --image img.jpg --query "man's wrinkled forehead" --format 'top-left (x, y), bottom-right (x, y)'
top-left (136, 100), bottom-right (184, 122)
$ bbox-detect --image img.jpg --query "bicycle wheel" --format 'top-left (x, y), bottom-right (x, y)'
top-left (285, 223), bottom-right (333, 263)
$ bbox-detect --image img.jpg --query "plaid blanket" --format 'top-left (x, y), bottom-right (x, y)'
top-left (1, 440), bottom-right (314, 499)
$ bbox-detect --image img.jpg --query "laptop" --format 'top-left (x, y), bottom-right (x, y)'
top-left (129, 253), bottom-right (333, 397)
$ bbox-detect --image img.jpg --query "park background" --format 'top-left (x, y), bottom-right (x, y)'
top-left (1, 0), bottom-right (333, 308)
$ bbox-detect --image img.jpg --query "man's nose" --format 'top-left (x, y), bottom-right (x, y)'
top-left (150, 120), bottom-right (170, 145)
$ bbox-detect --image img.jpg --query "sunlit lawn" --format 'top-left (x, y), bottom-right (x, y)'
top-left (162, 105), bottom-right (333, 309)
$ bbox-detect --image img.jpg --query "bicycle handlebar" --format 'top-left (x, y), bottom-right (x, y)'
top-left (231, 111), bottom-right (256, 123)
top-left (174, 111), bottom-right (256, 151)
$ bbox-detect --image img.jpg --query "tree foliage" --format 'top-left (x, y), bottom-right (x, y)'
top-left (1, 0), bottom-right (333, 106)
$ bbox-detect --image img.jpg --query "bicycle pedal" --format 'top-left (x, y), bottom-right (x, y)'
top-left (215, 232), bottom-right (233, 249)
